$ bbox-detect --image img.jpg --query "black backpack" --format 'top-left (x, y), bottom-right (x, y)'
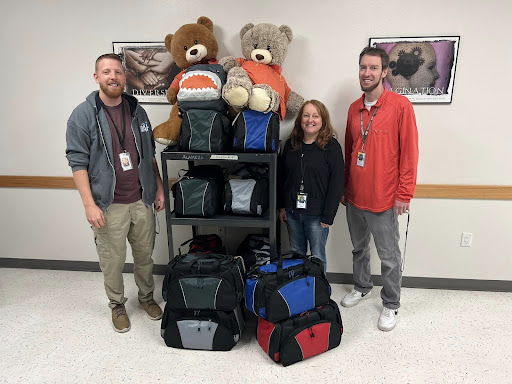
top-left (179, 109), bottom-right (232, 153)
top-left (232, 110), bottom-right (280, 152)
top-left (176, 63), bottom-right (227, 112)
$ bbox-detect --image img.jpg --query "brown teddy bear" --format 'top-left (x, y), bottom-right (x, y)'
top-left (219, 23), bottom-right (304, 120)
top-left (152, 16), bottom-right (220, 146)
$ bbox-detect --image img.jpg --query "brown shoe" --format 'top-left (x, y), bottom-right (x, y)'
top-left (112, 304), bottom-right (131, 333)
top-left (139, 299), bottom-right (163, 320)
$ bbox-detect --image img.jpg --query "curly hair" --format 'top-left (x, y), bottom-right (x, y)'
top-left (289, 100), bottom-right (336, 150)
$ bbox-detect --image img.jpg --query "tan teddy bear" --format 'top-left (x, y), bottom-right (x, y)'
top-left (152, 16), bottom-right (220, 146)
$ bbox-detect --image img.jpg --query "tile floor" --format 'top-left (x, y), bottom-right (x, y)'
top-left (0, 268), bottom-right (511, 384)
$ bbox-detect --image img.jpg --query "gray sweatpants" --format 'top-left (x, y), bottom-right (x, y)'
top-left (346, 203), bottom-right (402, 310)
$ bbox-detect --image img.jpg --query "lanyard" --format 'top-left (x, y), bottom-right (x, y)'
top-left (299, 145), bottom-right (307, 192)
top-left (360, 106), bottom-right (378, 151)
top-left (104, 101), bottom-right (127, 151)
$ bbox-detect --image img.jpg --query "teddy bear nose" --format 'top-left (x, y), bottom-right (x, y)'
top-left (190, 49), bottom-right (198, 56)
top-left (256, 54), bottom-right (264, 61)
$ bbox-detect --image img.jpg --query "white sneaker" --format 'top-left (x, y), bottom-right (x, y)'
top-left (378, 307), bottom-right (398, 331)
top-left (340, 289), bottom-right (371, 308)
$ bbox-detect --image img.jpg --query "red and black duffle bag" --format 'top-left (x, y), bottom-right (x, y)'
top-left (256, 299), bottom-right (343, 367)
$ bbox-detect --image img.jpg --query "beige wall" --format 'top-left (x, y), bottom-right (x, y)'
top-left (1, 0), bottom-right (511, 280)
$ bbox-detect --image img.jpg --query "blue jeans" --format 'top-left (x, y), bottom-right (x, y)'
top-left (285, 209), bottom-right (329, 269)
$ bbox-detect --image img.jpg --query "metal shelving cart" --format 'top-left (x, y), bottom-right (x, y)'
top-left (161, 149), bottom-right (278, 260)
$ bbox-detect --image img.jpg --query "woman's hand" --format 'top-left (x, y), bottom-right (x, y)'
top-left (278, 208), bottom-right (287, 223)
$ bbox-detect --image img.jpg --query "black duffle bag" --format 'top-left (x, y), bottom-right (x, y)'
top-left (161, 304), bottom-right (245, 351)
top-left (162, 252), bottom-right (245, 310)
top-left (257, 299), bottom-right (343, 366)
top-left (171, 165), bottom-right (224, 217)
top-left (236, 234), bottom-right (272, 269)
top-left (245, 253), bottom-right (330, 323)
top-left (224, 164), bottom-right (269, 216)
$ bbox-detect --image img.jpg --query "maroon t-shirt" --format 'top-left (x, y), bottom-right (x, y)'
top-left (104, 100), bottom-right (142, 204)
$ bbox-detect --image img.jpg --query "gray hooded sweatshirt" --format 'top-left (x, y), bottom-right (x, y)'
top-left (66, 91), bottom-right (157, 211)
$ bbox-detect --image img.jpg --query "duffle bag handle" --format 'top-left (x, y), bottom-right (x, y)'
top-left (182, 252), bottom-right (227, 270)
top-left (276, 251), bottom-right (306, 283)
top-left (178, 237), bottom-right (195, 256)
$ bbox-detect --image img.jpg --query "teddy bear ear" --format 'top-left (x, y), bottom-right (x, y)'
top-left (240, 23), bottom-right (254, 39)
top-left (279, 25), bottom-right (293, 43)
top-left (164, 34), bottom-right (173, 52)
top-left (197, 16), bottom-right (214, 32)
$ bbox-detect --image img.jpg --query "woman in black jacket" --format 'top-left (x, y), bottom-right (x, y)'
top-left (278, 100), bottom-right (344, 270)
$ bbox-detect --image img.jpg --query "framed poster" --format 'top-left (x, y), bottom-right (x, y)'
top-left (112, 42), bottom-right (181, 103)
top-left (369, 36), bottom-right (460, 103)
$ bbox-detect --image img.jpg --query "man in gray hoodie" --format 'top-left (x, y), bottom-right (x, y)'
top-left (66, 53), bottom-right (165, 333)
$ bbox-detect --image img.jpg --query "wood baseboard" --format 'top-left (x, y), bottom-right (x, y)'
top-left (1, 176), bottom-right (511, 200)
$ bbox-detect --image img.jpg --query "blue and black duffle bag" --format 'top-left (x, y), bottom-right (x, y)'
top-left (245, 253), bottom-right (331, 323)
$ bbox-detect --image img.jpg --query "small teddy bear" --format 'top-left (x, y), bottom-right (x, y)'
top-left (152, 16), bottom-right (220, 146)
top-left (220, 23), bottom-right (304, 120)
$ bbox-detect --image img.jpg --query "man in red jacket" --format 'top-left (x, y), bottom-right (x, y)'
top-left (341, 46), bottom-right (419, 332)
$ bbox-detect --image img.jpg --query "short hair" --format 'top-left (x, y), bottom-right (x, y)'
top-left (359, 46), bottom-right (389, 70)
top-left (290, 100), bottom-right (336, 150)
top-left (95, 53), bottom-right (123, 73)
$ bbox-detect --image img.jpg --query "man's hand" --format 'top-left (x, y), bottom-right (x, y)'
top-left (394, 199), bottom-right (409, 215)
top-left (278, 208), bottom-right (287, 223)
top-left (153, 157), bottom-right (165, 212)
top-left (320, 222), bottom-right (330, 228)
top-left (85, 203), bottom-right (105, 228)
top-left (154, 185), bottom-right (165, 212)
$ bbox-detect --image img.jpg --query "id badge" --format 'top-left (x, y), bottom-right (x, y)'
top-left (119, 152), bottom-right (133, 171)
top-left (296, 192), bottom-right (308, 209)
top-left (357, 151), bottom-right (366, 167)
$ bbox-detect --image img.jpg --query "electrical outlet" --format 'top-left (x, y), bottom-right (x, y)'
top-left (460, 232), bottom-right (473, 247)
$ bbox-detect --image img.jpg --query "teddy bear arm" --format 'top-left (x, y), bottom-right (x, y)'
top-left (219, 56), bottom-right (240, 73)
top-left (166, 87), bottom-right (178, 105)
top-left (285, 90), bottom-right (305, 113)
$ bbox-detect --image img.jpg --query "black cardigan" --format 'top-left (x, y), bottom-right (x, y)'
top-left (278, 138), bottom-right (344, 225)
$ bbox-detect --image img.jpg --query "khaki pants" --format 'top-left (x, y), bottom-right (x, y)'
top-left (92, 200), bottom-right (156, 309)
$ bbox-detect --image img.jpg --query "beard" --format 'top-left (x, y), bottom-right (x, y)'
top-left (360, 74), bottom-right (384, 93)
top-left (360, 81), bottom-right (380, 93)
top-left (99, 81), bottom-right (124, 99)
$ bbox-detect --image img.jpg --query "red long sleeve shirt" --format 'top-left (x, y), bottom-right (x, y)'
top-left (344, 89), bottom-right (419, 212)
